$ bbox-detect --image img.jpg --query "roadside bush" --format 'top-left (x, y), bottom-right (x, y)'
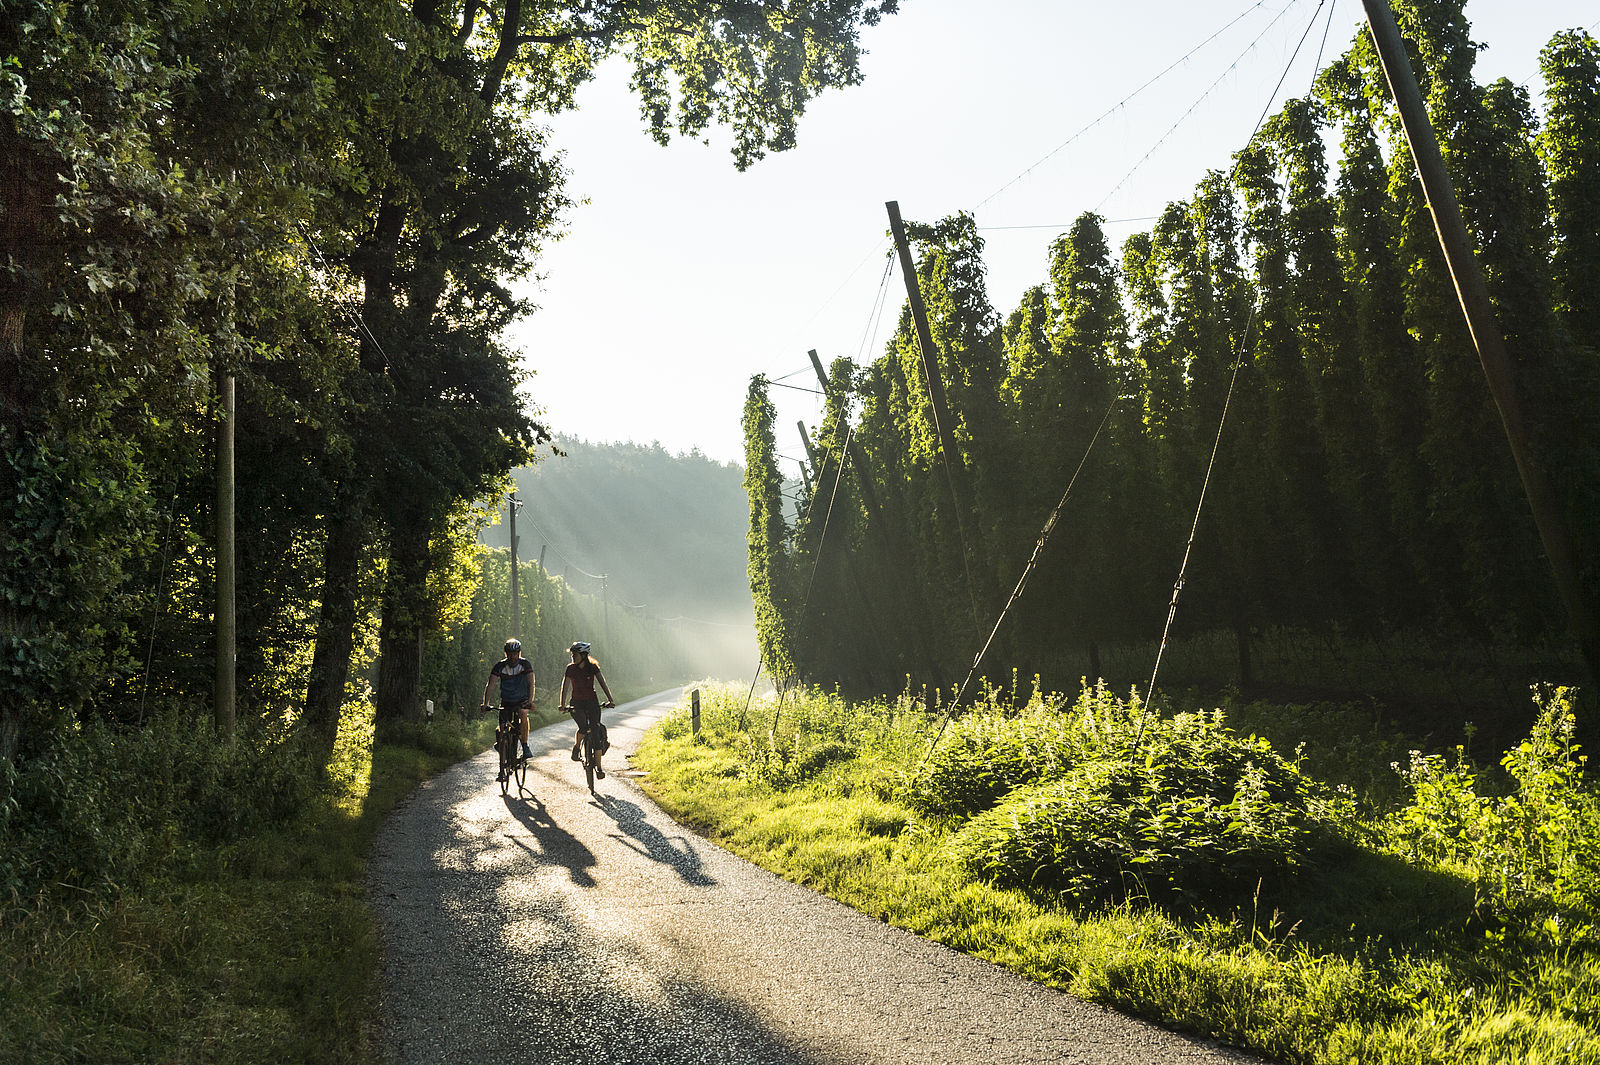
top-left (0, 712), bottom-right (319, 905)
top-left (737, 733), bottom-right (854, 789)
top-left (1387, 686), bottom-right (1600, 929)
top-left (952, 706), bottom-right (1352, 906)
top-left (905, 682), bottom-right (1130, 818)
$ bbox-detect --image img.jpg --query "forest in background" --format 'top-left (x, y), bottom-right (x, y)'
top-left (484, 438), bottom-right (755, 629)
top-left (744, 1), bottom-right (1599, 743)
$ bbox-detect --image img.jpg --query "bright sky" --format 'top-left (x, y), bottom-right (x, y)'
top-left (507, 0), bottom-right (1596, 470)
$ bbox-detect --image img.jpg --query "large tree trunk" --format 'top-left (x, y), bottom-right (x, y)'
top-left (302, 489), bottom-right (366, 767)
top-left (374, 515), bottom-right (432, 736)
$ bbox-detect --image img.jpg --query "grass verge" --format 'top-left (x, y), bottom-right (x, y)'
top-left (634, 682), bottom-right (1599, 1065)
top-left (0, 699), bottom-right (547, 1065)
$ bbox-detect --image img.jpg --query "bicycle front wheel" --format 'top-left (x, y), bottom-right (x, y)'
top-left (497, 728), bottom-right (512, 796)
top-left (512, 746), bottom-right (528, 793)
top-left (582, 734), bottom-right (595, 793)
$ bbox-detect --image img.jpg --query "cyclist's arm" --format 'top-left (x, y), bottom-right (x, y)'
top-left (596, 669), bottom-right (614, 705)
top-left (482, 668), bottom-right (497, 707)
top-left (559, 673), bottom-right (572, 709)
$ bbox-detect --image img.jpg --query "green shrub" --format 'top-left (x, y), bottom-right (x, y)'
top-left (904, 684), bottom-right (1128, 817)
top-left (737, 733), bottom-right (856, 790)
top-left (0, 713), bottom-right (319, 905)
top-left (952, 705), bottom-right (1351, 906)
top-left (1386, 686), bottom-right (1600, 929)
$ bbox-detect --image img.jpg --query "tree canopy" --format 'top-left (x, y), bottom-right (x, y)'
top-left (1, 0), bottom-right (901, 761)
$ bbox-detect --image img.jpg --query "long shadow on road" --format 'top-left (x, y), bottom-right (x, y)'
top-left (596, 793), bottom-right (717, 887)
top-left (500, 792), bottom-right (598, 887)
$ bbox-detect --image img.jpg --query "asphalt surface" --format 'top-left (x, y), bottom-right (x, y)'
top-left (370, 690), bottom-right (1264, 1065)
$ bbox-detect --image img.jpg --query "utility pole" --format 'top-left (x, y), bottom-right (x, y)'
top-left (1362, 0), bottom-right (1600, 685)
top-left (508, 492), bottom-right (523, 639)
top-left (885, 200), bottom-right (986, 630)
top-left (215, 373), bottom-right (236, 743)
top-left (601, 574), bottom-right (610, 645)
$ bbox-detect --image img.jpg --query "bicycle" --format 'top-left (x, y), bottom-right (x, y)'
top-left (486, 704), bottom-right (528, 796)
top-left (563, 701), bottom-right (614, 793)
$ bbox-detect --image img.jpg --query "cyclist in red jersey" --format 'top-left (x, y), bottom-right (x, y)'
top-left (561, 641), bottom-right (615, 777)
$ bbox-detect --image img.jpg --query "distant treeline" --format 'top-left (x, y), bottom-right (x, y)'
top-left (425, 547), bottom-right (733, 716)
top-left (745, 6), bottom-right (1599, 700)
top-left (486, 438), bottom-right (754, 626)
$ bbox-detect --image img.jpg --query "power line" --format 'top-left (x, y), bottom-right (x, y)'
top-left (1133, 0), bottom-right (1337, 754)
top-left (854, 253), bottom-right (896, 364)
top-left (922, 396), bottom-right (1119, 763)
top-left (290, 219), bottom-right (395, 373)
top-left (768, 380), bottom-right (826, 396)
top-left (1095, 0), bottom-right (1310, 213)
top-left (977, 216), bottom-right (1160, 232)
top-left (517, 514), bottom-right (606, 581)
top-left (973, 0), bottom-right (1287, 212)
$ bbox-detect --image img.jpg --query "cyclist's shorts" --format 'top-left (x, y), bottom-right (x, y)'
top-left (498, 701), bottom-right (530, 727)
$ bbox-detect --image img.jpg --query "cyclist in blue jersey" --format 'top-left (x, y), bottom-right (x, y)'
top-left (483, 638), bottom-right (536, 761)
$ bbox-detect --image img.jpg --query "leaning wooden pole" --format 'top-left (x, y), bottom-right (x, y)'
top-left (886, 202), bottom-right (967, 504)
top-left (885, 201), bottom-right (986, 633)
top-left (796, 421), bottom-right (815, 496)
top-left (1363, 0), bottom-right (1600, 686)
top-left (807, 349), bottom-right (949, 691)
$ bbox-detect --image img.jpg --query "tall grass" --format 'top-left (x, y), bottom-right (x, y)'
top-left (637, 680), bottom-right (1600, 1065)
top-left (0, 700), bottom-right (500, 1065)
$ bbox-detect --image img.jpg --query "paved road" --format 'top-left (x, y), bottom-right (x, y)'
top-left (370, 690), bottom-right (1262, 1065)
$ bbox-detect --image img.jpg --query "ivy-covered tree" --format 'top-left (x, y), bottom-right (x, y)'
top-left (742, 376), bottom-right (795, 681)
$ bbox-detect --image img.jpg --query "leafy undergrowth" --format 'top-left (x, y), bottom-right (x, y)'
top-left (636, 680), bottom-right (1600, 1065)
top-left (0, 703), bottom-right (504, 1065)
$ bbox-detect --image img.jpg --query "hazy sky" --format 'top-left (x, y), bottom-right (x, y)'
top-left (507, 0), bottom-right (1596, 470)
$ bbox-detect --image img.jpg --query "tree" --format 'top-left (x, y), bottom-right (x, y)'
top-left (329, 0), bottom-right (905, 733)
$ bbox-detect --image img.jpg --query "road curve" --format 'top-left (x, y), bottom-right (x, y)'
top-left (370, 690), bottom-right (1262, 1065)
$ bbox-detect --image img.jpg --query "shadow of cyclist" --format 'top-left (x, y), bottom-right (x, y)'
top-left (596, 794), bottom-right (717, 887)
top-left (501, 793), bottom-right (599, 888)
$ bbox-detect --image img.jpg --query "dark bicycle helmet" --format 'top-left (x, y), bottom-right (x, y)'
top-left (504, 638), bottom-right (522, 653)
top-left (568, 641), bottom-right (591, 655)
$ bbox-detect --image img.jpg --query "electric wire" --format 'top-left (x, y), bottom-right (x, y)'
top-left (1130, 0), bottom-right (1338, 758)
top-left (854, 253), bottom-right (896, 364)
top-left (1095, 0), bottom-right (1310, 213)
top-left (792, 237), bottom-right (894, 334)
top-left (291, 219), bottom-right (395, 372)
top-left (768, 380), bottom-right (826, 396)
top-left (518, 514), bottom-right (606, 581)
top-left (920, 395), bottom-right (1120, 764)
top-left (973, 0), bottom-right (1286, 212)
top-left (800, 426), bottom-right (855, 609)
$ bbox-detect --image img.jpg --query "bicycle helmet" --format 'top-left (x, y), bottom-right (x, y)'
top-left (504, 638), bottom-right (522, 654)
top-left (568, 641), bottom-right (591, 655)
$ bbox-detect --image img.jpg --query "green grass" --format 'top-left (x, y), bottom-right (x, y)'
top-left (636, 682), bottom-right (1600, 1065)
top-left (0, 697), bottom-right (543, 1065)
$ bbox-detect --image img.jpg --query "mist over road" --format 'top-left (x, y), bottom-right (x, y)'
top-left (370, 690), bottom-right (1260, 1064)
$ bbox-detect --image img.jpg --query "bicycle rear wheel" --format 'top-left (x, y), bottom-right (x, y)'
top-left (582, 734), bottom-right (595, 793)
